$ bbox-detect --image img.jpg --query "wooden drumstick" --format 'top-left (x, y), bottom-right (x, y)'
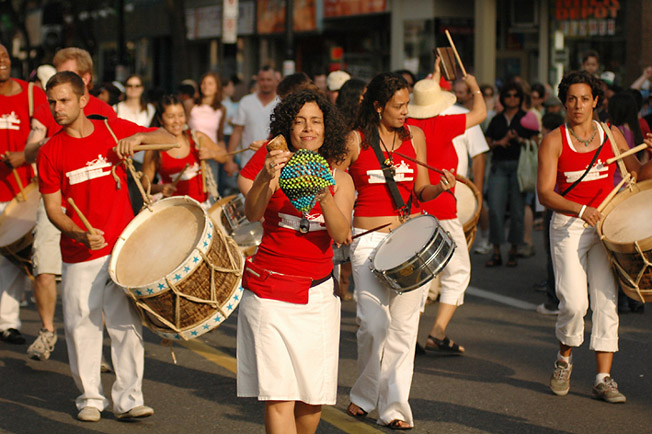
top-left (351, 223), bottom-right (392, 239)
top-left (583, 172), bottom-right (631, 228)
top-left (225, 147), bottom-right (252, 157)
top-left (11, 169), bottom-right (26, 201)
top-left (171, 163), bottom-right (189, 188)
top-left (606, 143), bottom-right (648, 165)
top-left (67, 198), bottom-right (97, 235)
top-left (394, 152), bottom-right (468, 184)
top-left (112, 143), bottom-right (180, 154)
top-left (445, 29), bottom-right (467, 78)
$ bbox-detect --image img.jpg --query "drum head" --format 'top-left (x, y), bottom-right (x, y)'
top-left (455, 182), bottom-right (478, 226)
top-left (114, 199), bottom-right (206, 287)
top-left (373, 215), bottom-right (437, 271)
top-left (0, 183), bottom-right (40, 247)
top-left (602, 188), bottom-right (652, 243)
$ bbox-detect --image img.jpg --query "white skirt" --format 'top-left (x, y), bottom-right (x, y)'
top-left (236, 278), bottom-right (341, 405)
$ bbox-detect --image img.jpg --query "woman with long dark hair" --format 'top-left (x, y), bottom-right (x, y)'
top-left (237, 89), bottom-right (355, 434)
top-left (336, 72), bottom-right (452, 430)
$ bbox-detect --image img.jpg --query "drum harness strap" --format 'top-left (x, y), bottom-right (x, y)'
top-left (188, 129), bottom-right (220, 200)
top-left (369, 134), bottom-right (412, 222)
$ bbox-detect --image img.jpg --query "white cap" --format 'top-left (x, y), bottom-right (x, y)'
top-left (36, 65), bottom-right (56, 86)
top-left (327, 70), bottom-right (351, 92)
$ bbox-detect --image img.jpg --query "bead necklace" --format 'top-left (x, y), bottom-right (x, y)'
top-left (379, 130), bottom-right (397, 166)
top-left (569, 123), bottom-right (597, 147)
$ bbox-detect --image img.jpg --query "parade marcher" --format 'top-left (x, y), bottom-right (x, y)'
top-left (0, 43), bottom-right (48, 345)
top-left (23, 47), bottom-right (117, 361)
top-left (336, 72), bottom-right (452, 430)
top-left (38, 71), bottom-right (174, 421)
top-left (538, 70), bottom-right (652, 404)
top-left (406, 59), bottom-right (486, 355)
top-left (142, 94), bottom-right (226, 206)
top-left (236, 89), bottom-right (354, 434)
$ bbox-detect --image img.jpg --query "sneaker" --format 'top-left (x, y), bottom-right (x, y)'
top-left (550, 359), bottom-right (573, 396)
top-left (27, 328), bottom-right (58, 361)
top-left (77, 406), bottom-right (101, 422)
top-left (116, 405), bottom-right (154, 419)
top-left (474, 239), bottom-right (492, 255)
top-left (517, 243), bottom-right (535, 258)
top-left (1, 328), bottom-right (26, 345)
top-left (592, 377), bottom-right (626, 403)
top-left (537, 303), bottom-right (559, 315)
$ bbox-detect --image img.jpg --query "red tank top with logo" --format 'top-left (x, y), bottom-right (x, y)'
top-left (158, 130), bottom-right (207, 203)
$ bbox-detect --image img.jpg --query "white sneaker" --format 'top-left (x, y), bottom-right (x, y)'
top-left (77, 406), bottom-right (101, 422)
top-left (116, 405), bottom-right (154, 419)
top-left (537, 303), bottom-right (559, 315)
top-left (27, 328), bottom-right (57, 361)
top-left (474, 239), bottom-right (492, 255)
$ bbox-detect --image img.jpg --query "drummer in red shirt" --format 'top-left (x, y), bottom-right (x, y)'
top-left (141, 94), bottom-right (226, 207)
top-left (37, 71), bottom-right (174, 422)
top-left (538, 70), bottom-right (652, 404)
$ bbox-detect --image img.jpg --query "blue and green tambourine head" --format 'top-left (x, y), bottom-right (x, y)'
top-left (278, 149), bottom-right (335, 215)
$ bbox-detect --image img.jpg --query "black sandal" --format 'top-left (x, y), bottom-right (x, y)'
top-left (506, 252), bottom-right (518, 267)
top-left (485, 253), bottom-right (502, 267)
top-left (425, 335), bottom-right (465, 355)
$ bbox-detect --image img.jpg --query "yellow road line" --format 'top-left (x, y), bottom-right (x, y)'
top-left (179, 339), bottom-right (383, 434)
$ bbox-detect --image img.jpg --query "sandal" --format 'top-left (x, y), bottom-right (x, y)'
top-left (387, 419), bottom-right (412, 430)
top-left (425, 335), bottom-right (465, 355)
top-left (485, 252), bottom-right (502, 267)
top-left (506, 252), bottom-right (518, 267)
top-left (346, 402), bottom-right (367, 418)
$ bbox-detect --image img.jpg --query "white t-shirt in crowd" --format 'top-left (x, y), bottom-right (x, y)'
top-left (113, 101), bottom-right (156, 163)
top-left (441, 104), bottom-right (489, 178)
top-left (232, 93), bottom-right (280, 167)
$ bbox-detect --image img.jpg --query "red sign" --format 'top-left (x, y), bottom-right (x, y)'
top-left (554, 0), bottom-right (620, 21)
top-left (323, 0), bottom-right (387, 18)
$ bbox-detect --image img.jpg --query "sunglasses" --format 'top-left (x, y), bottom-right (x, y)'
top-left (126, 84), bottom-right (143, 88)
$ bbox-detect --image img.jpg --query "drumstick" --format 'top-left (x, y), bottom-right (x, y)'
top-left (112, 143), bottom-right (180, 154)
top-left (351, 223), bottom-right (392, 239)
top-left (445, 29), bottom-right (467, 78)
top-left (606, 143), bottom-right (648, 165)
top-left (67, 198), bottom-right (97, 235)
top-left (11, 169), bottom-right (26, 201)
top-left (171, 163), bottom-right (189, 188)
top-left (226, 147), bottom-right (252, 157)
top-left (200, 160), bottom-right (207, 193)
top-left (394, 152), bottom-right (468, 184)
top-left (583, 172), bottom-right (631, 228)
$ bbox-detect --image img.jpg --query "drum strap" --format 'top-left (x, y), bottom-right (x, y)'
top-left (369, 139), bottom-right (412, 219)
top-left (560, 133), bottom-right (607, 197)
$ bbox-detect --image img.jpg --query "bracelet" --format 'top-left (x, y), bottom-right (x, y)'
top-left (473, 90), bottom-right (482, 95)
top-left (578, 205), bottom-right (587, 219)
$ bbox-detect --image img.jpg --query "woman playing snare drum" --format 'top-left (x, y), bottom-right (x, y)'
top-left (538, 71), bottom-right (652, 404)
top-left (142, 95), bottom-right (226, 206)
top-left (237, 89), bottom-right (354, 434)
top-left (334, 72), bottom-right (452, 430)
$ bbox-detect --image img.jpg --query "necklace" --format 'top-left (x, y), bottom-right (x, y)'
top-left (569, 123), bottom-right (597, 147)
top-left (379, 130), bottom-right (397, 167)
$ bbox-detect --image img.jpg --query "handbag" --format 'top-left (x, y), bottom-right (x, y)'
top-left (517, 138), bottom-right (538, 192)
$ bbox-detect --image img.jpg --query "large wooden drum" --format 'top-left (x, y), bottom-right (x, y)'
top-left (597, 179), bottom-right (652, 302)
top-left (109, 196), bottom-right (244, 340)
top-left (0, 182), bottom-right (40, 277)
top-left (454, 176), bottom-right (482, 250)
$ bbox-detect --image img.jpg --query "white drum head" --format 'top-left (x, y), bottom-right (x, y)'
top-left (373, 215), bottom-right (437, 271)
top-left (602, 189), bottom-right (652, 243)
top-left (0, 183), bottom-right (40, 247)
top-left (114, 199), bottom-right (206, 287)
top-left (455, 183), bottom-right (478, 226)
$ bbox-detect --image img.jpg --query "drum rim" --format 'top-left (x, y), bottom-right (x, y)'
top-left (371, 214), bottom-right (439, 271)
top-left (598, 179), bottom-right (652, 252)
top-left (454, 175), bottom-right (482, 232)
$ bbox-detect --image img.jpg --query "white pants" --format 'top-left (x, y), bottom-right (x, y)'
top-left (349, 228), bottom-right (427, 427)
top-left (550, 212), bottom-right (619, 352)
top-left (437, 218), bottom-right (471, 306)
top-left (62, 256), bottom-right (145, 413)
top-left (0, 201), bottom-right (26, 331)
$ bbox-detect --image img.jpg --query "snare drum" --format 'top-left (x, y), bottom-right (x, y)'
top-left (454, 176), bottom-right (482, 250)
top-left (597, 179), bottom-right (652, 303)
top-left (370, 214), bottom-right (456, 293)
top-left (0, 182), bottom-right (40, 277)
top-left (109, 196), bottom-right (244, 340)
top-left (208, 194), bottom-right (262, 256)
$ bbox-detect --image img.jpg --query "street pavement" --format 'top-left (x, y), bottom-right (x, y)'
top-left (1, 226), bottom-right (651, 433)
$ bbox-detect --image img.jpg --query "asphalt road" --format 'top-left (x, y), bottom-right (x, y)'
top-left (1, 227), bottom-right (651, 434)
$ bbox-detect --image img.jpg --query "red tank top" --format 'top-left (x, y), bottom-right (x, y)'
top-left (349, 129), bottom-right (418, 217)
top-left (158, 131), bottom-right (207, 203)
top-left (556, 122), bottom-right (616, 211)
top-left (252, 185), bottom-right (333, 280)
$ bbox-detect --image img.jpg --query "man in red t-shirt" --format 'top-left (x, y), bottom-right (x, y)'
top-left (24, 47), bottom-right (118, 362)
top-left (405, 62), bottom-right (486, 356)
top-left (38, 71), bottom-right (173, 422)
top-left (0, 44), bottom-right (48, 345)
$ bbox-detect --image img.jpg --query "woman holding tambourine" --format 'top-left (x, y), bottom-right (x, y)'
top-left (237, 89), bottom-right (355, 434)
top-left (334, 72), bottom-right (453, 430)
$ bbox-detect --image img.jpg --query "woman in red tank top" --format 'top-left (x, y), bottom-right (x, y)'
top-left (538, 71), bottom-right (652, 404)
top-left (141, 95), bottom-right (226, 205)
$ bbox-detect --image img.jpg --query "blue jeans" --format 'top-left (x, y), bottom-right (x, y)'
top-left (487, 159), bottom-right (525, 247)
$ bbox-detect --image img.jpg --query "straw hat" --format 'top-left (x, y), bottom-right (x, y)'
top-left (408, 78), bottom-right (457, 119)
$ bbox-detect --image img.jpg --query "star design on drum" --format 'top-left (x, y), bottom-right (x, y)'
top-left (234, 295), bottom-right (239, 301)
top-left (227, 304), bottom-right (233, 311)
top-left (203, 241), bottom-right (208, 248)
top-left (203, 324), bottom-right (209, 330)
top-left (135, 290), bottom-right (142, 296)
top-left (208, 233), bottom-right (212, 239)
top-left (158, 283), bottom-right (166, 289)
top-left (174, 274), bottom-right (182, 281)
top-left (191, 331), bottom-right (198, 336)
top-left (214, 316), bottom-right (221, 322)
top-left (147, 288), bottom-right (154, 294)
top-left (184, 266), bottom-right (190, 272)
top-left (193, 257), bottom-right (199, 263)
